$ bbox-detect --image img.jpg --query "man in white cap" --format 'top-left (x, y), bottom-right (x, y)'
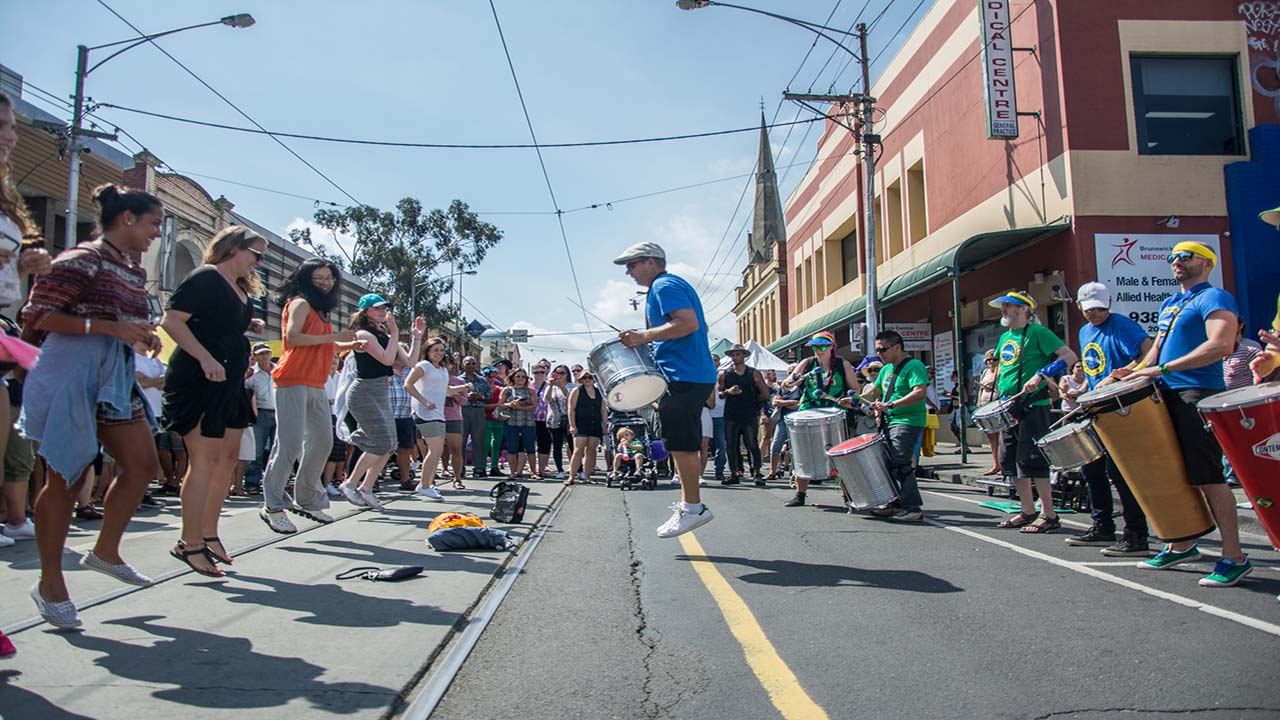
top-left (1068, 281), bottom-right (1153, 556)
top-left (616, 242), bottom-right (718, 538)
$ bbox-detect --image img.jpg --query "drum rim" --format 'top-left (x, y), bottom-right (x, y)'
top-left (973, 397), bottom-right (1017, 417)
top-left (1196, 381), bottom-right (1280, 412)
top-left (1077, 375), bottom-right (1155, 406)
top-left (1035, 419), bottom-right (1097, 444)
top-left (787, 408), bottom-right (846, 423)
top-left (828, 433), bottom-right (883, 455)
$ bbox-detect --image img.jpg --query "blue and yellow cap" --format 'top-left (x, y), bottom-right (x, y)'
top-left (988, 290), bottom-right (1036, 310)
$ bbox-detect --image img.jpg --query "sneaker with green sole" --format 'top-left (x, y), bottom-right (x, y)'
top-left (1198, 557), bottom-right (1252, 587)
top-left (1137, 545), bottom-right (1201, 570)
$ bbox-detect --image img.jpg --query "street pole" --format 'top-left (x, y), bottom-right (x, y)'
top-left (65, 45), bottom-right (89, 250)
top-left (858, 22), bottom-right (879, 343)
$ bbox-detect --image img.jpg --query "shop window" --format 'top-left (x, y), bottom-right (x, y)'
top-left (906, 160), bottom-right (926, 246)
top-left (886, 179), bottom-right (905, 259)
top-left (814, 246), bottom-right (826, 300)
top-left (1131, 55), bottom-right (1244, 156)
top-left (840, 229), bottom-right (859, 286)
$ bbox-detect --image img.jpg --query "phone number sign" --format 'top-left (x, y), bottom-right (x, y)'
top-left (1093, 234), bottom-right (1224, 335)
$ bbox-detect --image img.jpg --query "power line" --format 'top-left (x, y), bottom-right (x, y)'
top-left (487, 0), bottom-right (593, 345)
top-left (95, 0), bottom-right (362, 208)
top-left (868, 0), bottom-right (930, 72)
top-left (93, 101), bottom-right (825, 150)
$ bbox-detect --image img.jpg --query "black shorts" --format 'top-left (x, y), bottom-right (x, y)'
top-left (1164, 386), bottom-right (1225, 486)
top-left (659, 382), bottom-right (715, 453)
top-left (535, 420), bottom-right (552, 454)
top-left (1001, 402), bottom-right (1051, 479)
top-left (329, 416), bottom-right (348, 462)
top-left (394, 417), bottom-right (418, 450)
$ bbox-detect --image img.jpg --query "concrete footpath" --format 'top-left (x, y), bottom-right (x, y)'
top-left (0, 478), bottom-right (565, 720)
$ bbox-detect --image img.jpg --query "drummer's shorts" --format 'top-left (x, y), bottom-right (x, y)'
top-left (1163, 387), bottom-right (1226, 486)
top-left (659, 382), bottom-right (715, 453)
top-left (1002, 403), bottom-right (1051, 479)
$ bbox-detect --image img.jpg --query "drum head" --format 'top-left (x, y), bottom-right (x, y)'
top-left (973, 397), bottom-right (1014, 419)
top-left (1077, 375), bottom-right (1154, 408)
top-left (787, 408), bottom-right (845, 425)
top-left (1196, 381), bottom-right (1280, 412)
top-left (606, 374), bottom-right (668, 412)
top-left (828, 433), bottom-right (882, 456)
top-left (1038, 420), bottom-right (1093, 444)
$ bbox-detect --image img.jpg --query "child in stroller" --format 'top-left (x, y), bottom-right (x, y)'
top-left (606, 420), bottom-right (658, 490)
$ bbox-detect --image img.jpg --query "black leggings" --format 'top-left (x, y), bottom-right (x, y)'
top-left (549, 424), bottom-right (567, 471)
top-left (725, 417), bottom-right (761, 475)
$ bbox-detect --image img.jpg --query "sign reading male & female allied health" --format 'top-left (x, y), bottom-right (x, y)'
top-left (1093, 234), bottom-right (1225, 335)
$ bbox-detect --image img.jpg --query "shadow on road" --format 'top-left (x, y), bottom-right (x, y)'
top-left (0, 670), bottom-right (97, 719)
top-left (191, 574), bottom-right (454, 628)
top-left (677, 554), bottom-right (964, 594)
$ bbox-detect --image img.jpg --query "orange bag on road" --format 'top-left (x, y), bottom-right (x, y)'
top-left (428, 512), bottom-right (487, 535)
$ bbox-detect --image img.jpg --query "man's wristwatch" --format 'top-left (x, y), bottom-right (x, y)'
top-left (1159, 363), bottom-right (1171, 376)
top-left (886, 400), bottom-right (895, 410)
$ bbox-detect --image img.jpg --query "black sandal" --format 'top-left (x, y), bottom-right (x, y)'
top-left (452, 479), bottom-right (467, 491)
top-left (170, 541), bottom-right (224, 578)
top-left (1020, 515), bottom-right (1061, 534)
top-left (203, 536), bottom-right (233, 565)
top-left (998, 511), bottom-right (1038, 529)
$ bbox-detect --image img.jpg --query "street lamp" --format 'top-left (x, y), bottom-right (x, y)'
top-left (677, 0), bottom-right (882, 342)
top-left (65, 14), bottom-right (255, 248)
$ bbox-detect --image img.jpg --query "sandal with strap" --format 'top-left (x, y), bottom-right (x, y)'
top-left (1020, 515), bottom-right (1061, 534)
top-left (170, 541), bottom-right (224, 578)
top-left (203, 536), bottom-right (233, 565)
top-left (997, 511), bottom-right (1039, 529)
top-left (451, 479), bottom-right (467, 491)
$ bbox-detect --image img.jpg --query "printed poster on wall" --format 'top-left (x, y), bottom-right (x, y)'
top-left (1093, 234), bottom-right (1224, 335)
top-left (932, 330), bottom-right (955, 404)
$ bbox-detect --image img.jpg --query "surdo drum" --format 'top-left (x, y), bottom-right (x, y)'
top-left (785, 408), bottom-right (848, 481)
top-left (1198, 382), bottom-right (1280, 549)
top-left (826, 434), bottom-right (898, 510)
top-left (588, 339), bottom-right (667, 412)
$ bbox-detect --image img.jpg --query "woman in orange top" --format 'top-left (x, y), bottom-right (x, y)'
top-left (259, 259), bottom-right (361, 535)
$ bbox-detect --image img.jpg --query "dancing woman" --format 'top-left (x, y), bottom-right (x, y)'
top-left (22, 184), bottom-right (164, 628)
top-left (259, 259), bottom-right (360, 535)
top-left (160, 226), bottom-right (268, 575)
top-left (405, 337), bottom-right (469, 498)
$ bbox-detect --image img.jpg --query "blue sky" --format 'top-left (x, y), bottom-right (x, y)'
top-left (2, 0), bottom-right (930, 365)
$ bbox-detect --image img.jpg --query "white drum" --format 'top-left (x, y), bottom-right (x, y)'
top-left (827, 434), bottom-right (898, 510)
top-left (589, 339), bottom-right (667, 412)
top-left (785, 408), bottom-right (848, 481)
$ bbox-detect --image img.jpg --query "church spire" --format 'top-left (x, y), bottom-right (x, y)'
top-left (749, 112), bottom-right (786, 265)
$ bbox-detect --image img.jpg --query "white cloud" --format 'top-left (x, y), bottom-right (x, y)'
top-left (283, 218), bottom-right (357, 263)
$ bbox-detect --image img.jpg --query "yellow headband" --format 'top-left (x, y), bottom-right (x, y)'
top-left (1171, 241), bottom-right (1217, 266)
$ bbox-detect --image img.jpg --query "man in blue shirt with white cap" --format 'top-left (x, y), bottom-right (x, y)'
top-left (1067, 281), bottom-right (1152, 556)
top-left (616, 242), bottom-right (717, 538)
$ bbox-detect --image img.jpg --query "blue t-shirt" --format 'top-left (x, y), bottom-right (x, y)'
top-left (1156, 282), bottom-right (1237, 391)
top-left (645, 272), bottom-right (716, 384)
top-left (1078, 313), bottom-right (1150, 390)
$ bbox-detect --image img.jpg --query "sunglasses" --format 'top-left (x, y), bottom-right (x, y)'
top-left (811, 343), bottom-right (833, 350)
top-left (245, 246), bottom-right (265, 262)
top-left (533, 369), bottom-right (547, 374)
top-left (1167, 251), bottom-right (1196, 264)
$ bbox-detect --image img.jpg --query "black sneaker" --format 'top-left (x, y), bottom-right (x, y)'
top-left (714, 473), bottom-right (726, 483)
top-left (1064, 525), bottom-right (1116, 546)
top-left (754, 477), bottom-right (767, 487)
top-left (868, 506), bottom-right (898, 518)
top-left (1100, 537), bottom-right (1153, 557)
top-left (783, 493), bottom-right (805, 507)
top-left (721, 476), bottom-right (741, 485)
top-left (138, 492), bottom-right (164, 508)
top-left (155, 484), bottom-right (182, 497)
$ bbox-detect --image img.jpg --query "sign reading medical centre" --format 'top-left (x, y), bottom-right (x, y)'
top-left (979, 0), bottom-right (1018, 139)
top-left (851, 322), bottom-right (933, 352)
top-left (1094, 234), bottom-right (1225, 335)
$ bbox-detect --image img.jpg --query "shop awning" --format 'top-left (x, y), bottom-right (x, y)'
top-left (766, 219), bottom-right (1071, 353)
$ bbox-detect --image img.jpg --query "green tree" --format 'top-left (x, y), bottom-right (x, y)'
top-left (289, 198), bottom-right (501, 329)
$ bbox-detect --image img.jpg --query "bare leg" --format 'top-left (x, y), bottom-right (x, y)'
top-left (175, 431), bottom-right (223, 575)
top-left (395, 448), bottom-right (413, 488)
top-left (202, 431), bottom-right (242, 543)
top-left (34, 468), bottom-right (88, 601)
top-left (673, 450), bottom-right (703, 504)
top-left (584, 439), bottom-right (600, 479)
top-left (417, 437), bottom-right (445, 490)
top-left (566, 437), bottom-right (586, 484)
top-left (445, 434), bottom-right (464, 485)
top-left (1013, 476), bottom-right (1036, 516)
top-left (94, 421), bottom-right (161, 564)
top-left (1174, 485), bottom-right (1243, 560)
top-left (354, 452), bottom-right (393, 493)
top-left (1032, 476), bottom-right (1057, 520)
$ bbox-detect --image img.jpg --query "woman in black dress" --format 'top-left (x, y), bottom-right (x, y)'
top-left (565, 370), bottom-right (605, 485)
top-left (160, 226), bottom-right (266, 576)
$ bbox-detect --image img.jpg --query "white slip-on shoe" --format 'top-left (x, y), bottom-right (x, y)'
top-left (340, 483), bottom-right (368, 507)
top-left (2, 519), bottom-right (36, 540)
top-left (30, 585), bottom-right (81, 630)
top-left (359, 488), bottom-right (385, 511)
top-left (656, 503), bottom-right (713, 539)
top-left (79, 551), bottom-right (154, 586)
top-left (259, 509), bottom-right (298, 534)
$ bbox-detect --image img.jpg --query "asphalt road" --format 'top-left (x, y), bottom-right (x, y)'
top-left (432, 477), bottom-right (1280, 720)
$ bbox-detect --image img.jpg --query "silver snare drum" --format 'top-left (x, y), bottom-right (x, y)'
top-left (972, 397), bottom-right (1019, 434)
top-left (785, 408), bottom-right (848, 480)
top-left (827, 434), bottom-right (898, 510)
top-left (588, 340), bottom-right (668, 412)
top-left (1034, 420), bottom-right (1104, 471)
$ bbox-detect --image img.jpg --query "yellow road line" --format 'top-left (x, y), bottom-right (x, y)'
top-left (678, 532), bottom-right (829, 720)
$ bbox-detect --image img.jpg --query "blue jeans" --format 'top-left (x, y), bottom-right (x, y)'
top-left (887, 424), bottom-right (924, 512)
top-left (711, 417), bottom-right (726, 476)
top-left (244, 409), bottom-right (275, 488)
top-left (1082, 453), bottom-right (1149, 540)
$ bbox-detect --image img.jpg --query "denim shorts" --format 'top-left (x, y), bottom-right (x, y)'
top-left (504, 424), bottom-right (537, 453)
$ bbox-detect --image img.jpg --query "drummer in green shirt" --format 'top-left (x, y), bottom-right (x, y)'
top-left (860, 329), bottom-right (930, 521)
top-left (989, 290), bottom-right (1079, 534)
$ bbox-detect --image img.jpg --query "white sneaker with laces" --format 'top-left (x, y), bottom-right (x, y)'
top-left (417, 485), bottom-right (444, 501)
top-left (2, 519), bottom-right (35, 540)
top-left (359, 488), bottom-right (385, 511)
top-left (325, 484), bottom-right (342, 498)
top-left (656, 502), bottom-right (713, 539)
top-left (0, 533), bottom-right (14, 548)
top-left (340, 483), bottom-right (368, 507)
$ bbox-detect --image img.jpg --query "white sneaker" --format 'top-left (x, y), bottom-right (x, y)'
top-left (656, 503), bottom-right (714, 539)
top-left (670, 476), bottom-right (681, 486)
top-left (698, 478), bottom-right (706, 486)
top-left (325, 484), bottom-right (342, 498)
top-left (340, 483), bottom-right (368, 507)
top-left (416, 485), bottom-right (444, 501)
top-left (359, 488), bottom-right (385, 511)
top-left (260, 509), bottom-right (298, 535)
top-left (0, 533), bottom-right (14, 548)
top-left (2, 519), bottom-right (33, 540)
top-left (296, 507), bottom-right (335, 524)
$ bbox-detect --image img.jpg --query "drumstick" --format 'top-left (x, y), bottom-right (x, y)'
top-left (1048, 404), bottom-right (1088, 430)
top-left (565, 296), bottom-right (623, 333)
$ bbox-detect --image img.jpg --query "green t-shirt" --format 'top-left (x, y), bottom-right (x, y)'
top-left (996, 323), bottom-right (1065, 407)
top-left (873, 358), bottom-right (929, 427)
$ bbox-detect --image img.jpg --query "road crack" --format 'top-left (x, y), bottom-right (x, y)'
top-left (620, 490), bottom-right (662, 719)
top-left (1030, 707), bottom-right (1280, 719)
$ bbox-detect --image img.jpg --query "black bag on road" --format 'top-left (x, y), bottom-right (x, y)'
top-left (489, 481), bottom-right (529, 523)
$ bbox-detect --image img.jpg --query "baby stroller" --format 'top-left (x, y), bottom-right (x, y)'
top-left (606, 415), bottom-right (668, 491)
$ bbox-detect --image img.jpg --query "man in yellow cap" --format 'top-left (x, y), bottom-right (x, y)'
top-left (1121, 240), bottom-right (1251, 587)
top-left (989, 290), bottom-right (1078, 534)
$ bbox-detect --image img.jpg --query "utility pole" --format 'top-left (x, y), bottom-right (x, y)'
top-left (782, 22), bottom-right (880, 346)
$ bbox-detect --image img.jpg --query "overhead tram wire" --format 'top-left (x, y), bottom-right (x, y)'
top-left (95, 0), bottom-right (363, 212)
top-left (486, 0), bottom-right (594, 345)
top-left (828, 0), bottom-right (887, 92)
top-left (868, 0), bottom-right (931, 72)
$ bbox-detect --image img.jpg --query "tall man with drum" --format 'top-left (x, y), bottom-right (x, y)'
top-left (616, 243), bottom-right (719, 538)
top-left (1067, 282), bottom-right (1153, 556)
top-left (1117, 241), bottom-right (1251, 587)
top-left (990, 291), bottom-right (1079, 534)
top-left (860, 330), bottom-right (930, 522)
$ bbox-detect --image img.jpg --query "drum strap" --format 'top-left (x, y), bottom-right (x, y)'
top-left (1150, 285), bottom-right (1210, 364)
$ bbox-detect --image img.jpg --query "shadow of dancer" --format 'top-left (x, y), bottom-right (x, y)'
top-left (677, 554), bottom-right (963, 594)
top-left (195, 575), bottom-right (453, 628)
top-left (0, 669), bottom-right (98, 720)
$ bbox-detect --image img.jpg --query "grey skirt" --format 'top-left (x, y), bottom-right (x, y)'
top-left (347, 377), bottom-right (396, 455)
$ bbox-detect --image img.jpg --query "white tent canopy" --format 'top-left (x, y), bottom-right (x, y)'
top-left (717, 339), bottom-right (791, 372)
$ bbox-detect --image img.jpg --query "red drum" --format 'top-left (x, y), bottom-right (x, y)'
top-left (1197, 381), bottom-right (1280, 550)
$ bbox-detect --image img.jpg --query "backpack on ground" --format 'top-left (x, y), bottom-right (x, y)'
top-left (489, 481), bottom-right (530, 523)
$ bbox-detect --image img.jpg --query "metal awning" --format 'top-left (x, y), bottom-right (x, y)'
top-left (766, 219), bottom-right (1071, 353)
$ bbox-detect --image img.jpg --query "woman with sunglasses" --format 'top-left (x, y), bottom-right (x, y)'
top-left (159, 226), bottom-right (268, 576)
top-left (976, 349), bottom-right (1002, 476)
top-left (530, 362), bottom-right (553, 478)
top-left (543, 364), bottom-right (572, 478)
top-left (499, 368), bottom-right (538, 479)
top-left (779, 330), bottom-right (860, 507)
top-left (566, 370), bottom-right (605, 484)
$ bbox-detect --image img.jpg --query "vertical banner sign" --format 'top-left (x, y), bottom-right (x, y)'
top-left (933, 330), bottom-right (955, 403)
top-left (979, 0), bottom-right (1018, 139)
top-left (1094, 234), bottom-right (1224, 335)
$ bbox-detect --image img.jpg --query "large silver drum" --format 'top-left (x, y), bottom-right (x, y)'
top-left (785, 408), bottom-right (847, 480)
top-left (1034, 420), bottom-right (1104, 471)
top-left (827, 434), bottom-right (898, 510)
top-left (588, 339), bottom-right (667, 412)
top-left (972, 397), bottom-right (1019, 434)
